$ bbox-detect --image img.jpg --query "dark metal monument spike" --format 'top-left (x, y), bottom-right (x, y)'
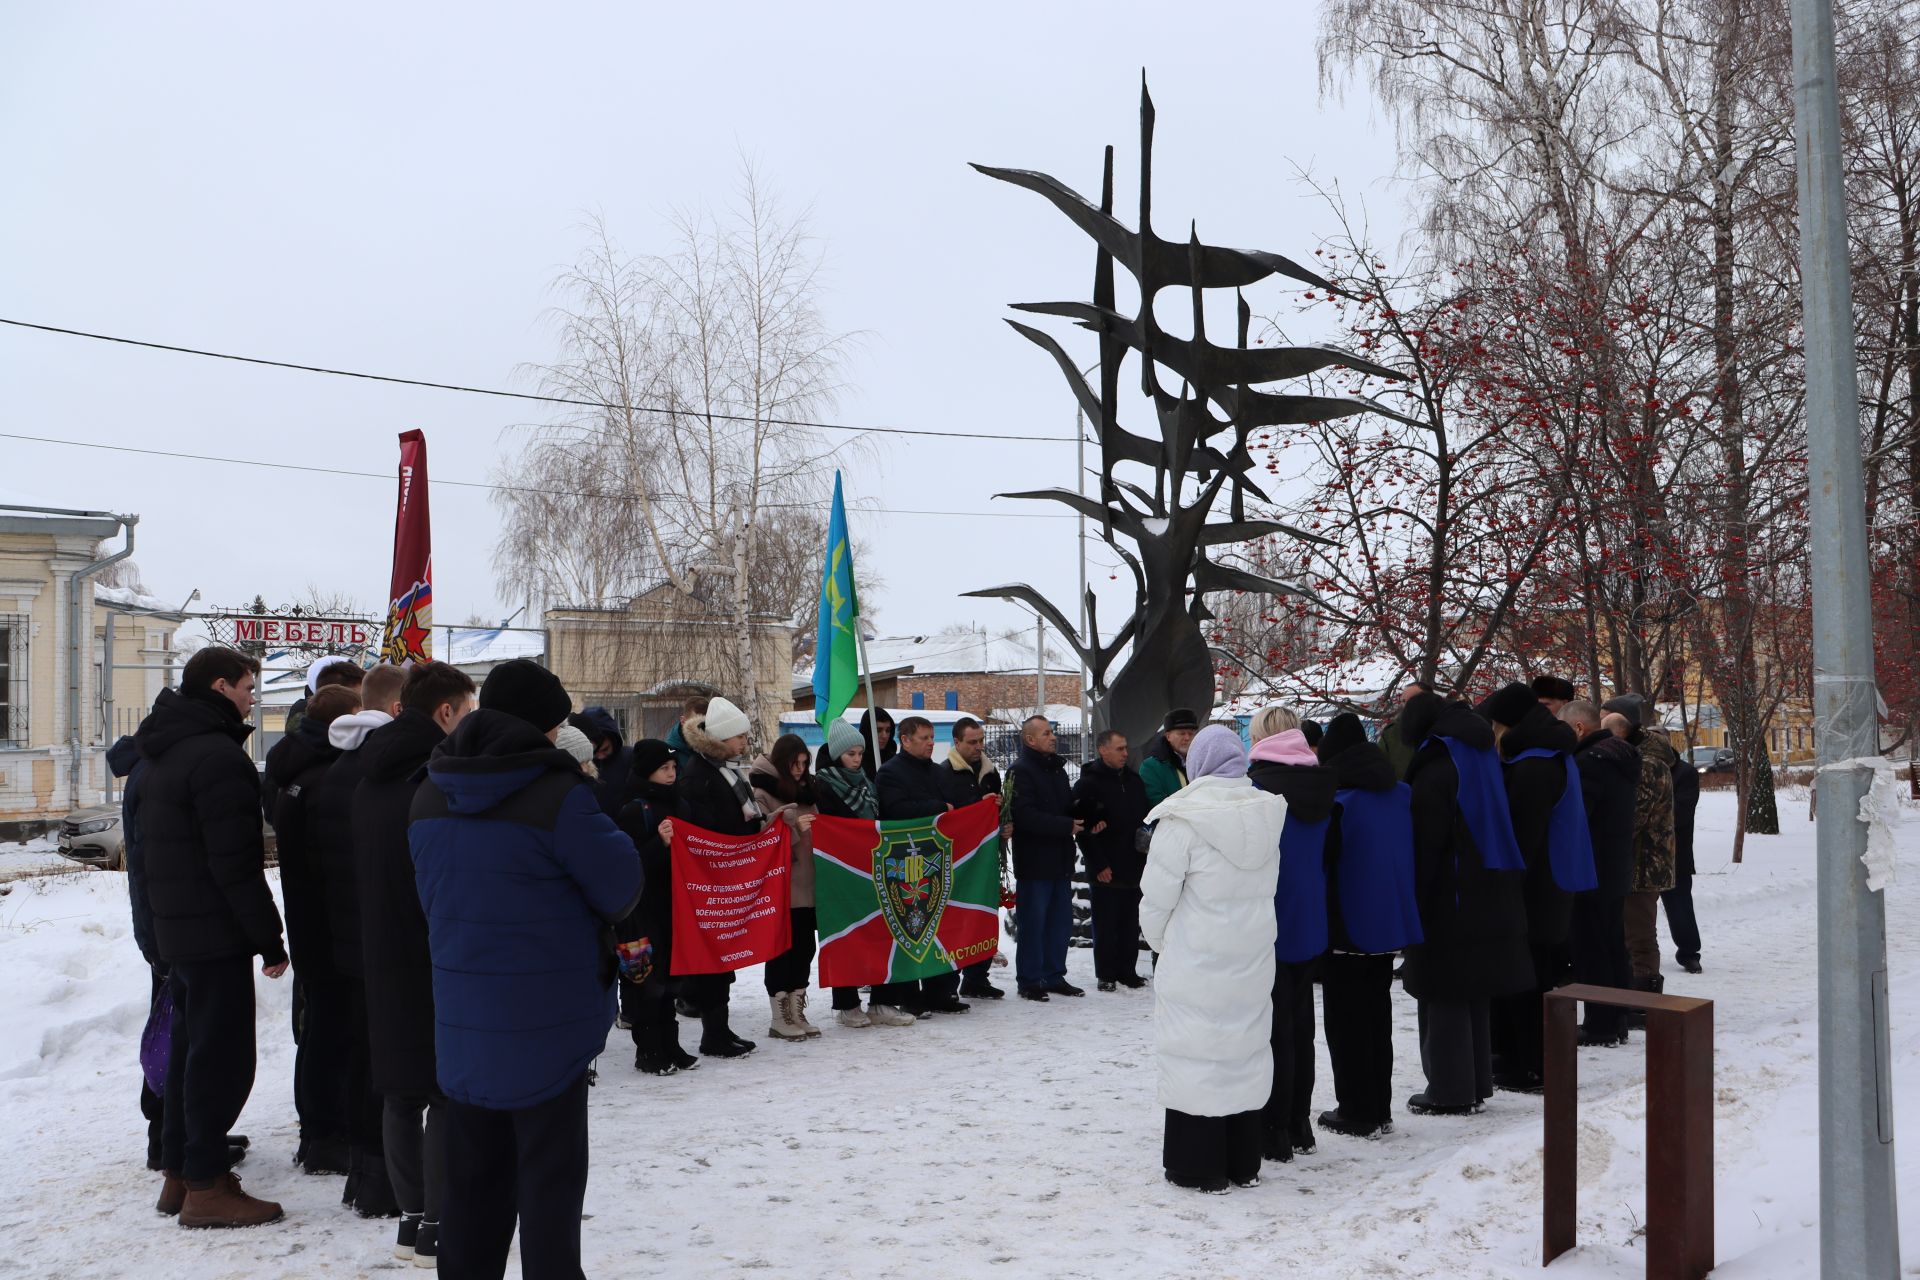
top-left (965, 81), bottom-right (1407, 750)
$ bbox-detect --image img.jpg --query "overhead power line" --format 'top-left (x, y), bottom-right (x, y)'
top-left (0, 317), bottom-right (1073, 445)
top-left (0, 429), bottom-right (1074, 521)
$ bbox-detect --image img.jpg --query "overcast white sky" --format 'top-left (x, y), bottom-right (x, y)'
top-left (1, 3), bottom-right (1405, 652)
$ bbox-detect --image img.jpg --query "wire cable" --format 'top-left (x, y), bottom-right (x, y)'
top-left (0, 317), bottom-right (1073, 445)
top-left (0, 429), bottom-right (1075, 521)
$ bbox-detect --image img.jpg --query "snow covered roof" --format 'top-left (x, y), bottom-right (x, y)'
top-left (94, 582), bottom-right (177, 615)
top-left (795, 628), bottom-right (1077, 685)
top-left (445, 626), bottom-right (546, 667)
top-left (989, 703), bottom-right (1086, 728)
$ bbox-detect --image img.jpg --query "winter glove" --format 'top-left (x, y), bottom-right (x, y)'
top-left (616, 937), bottom-right (654, 986)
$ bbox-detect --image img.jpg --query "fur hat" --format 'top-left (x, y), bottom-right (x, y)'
top-left (554, 724), bottom-right (596, 766)
top-left (1162, 707), bottom-right (1200, 732)
top-left (1531, 675), bottom-right (1577, 703)
top-left (1318, 712), bottom-right (1368, 759)
top-left (702, 696), bottom-right (751, 742)
top-left (1480, 681), bottom-right (1538, 729)
top-left (826, 718), bottom-right (866, 762)
top-left (479, 659), bottom-right (572, 733)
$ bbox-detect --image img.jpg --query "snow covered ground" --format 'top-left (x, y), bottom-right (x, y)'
top-left (0, 835), bottom-right (80, 886)
top-left (1, 791), bottom-right (1917, 1279)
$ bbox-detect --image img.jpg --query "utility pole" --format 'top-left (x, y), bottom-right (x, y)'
top-left (1035, 613), bottom-right (1046, 725)
top-left (1786, 0), bottom-right (1902, 1272)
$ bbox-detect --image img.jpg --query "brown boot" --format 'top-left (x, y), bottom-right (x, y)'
top-left (155, 1172), bottom-right (187, 1216)
top-left (177, 1172), bottom-right (284, 1228)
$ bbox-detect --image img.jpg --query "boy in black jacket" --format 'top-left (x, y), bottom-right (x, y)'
top-left (137, 646), bottom-right (287, 1228)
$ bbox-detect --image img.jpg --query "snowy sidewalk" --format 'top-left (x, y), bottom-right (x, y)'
top-left (1, 792), bottom-right (1916, 1278)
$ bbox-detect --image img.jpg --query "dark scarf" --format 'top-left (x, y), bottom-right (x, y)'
top-left (818, 764), bottom-right (877, 819)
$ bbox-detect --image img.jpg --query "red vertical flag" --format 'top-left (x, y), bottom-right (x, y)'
top-left (381, 430), bottom-right (434, 665)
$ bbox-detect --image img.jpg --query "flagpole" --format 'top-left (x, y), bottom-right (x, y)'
top-left (855, 608), bottom-right (881, 741)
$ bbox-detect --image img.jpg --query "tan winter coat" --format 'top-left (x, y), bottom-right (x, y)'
top-left (750, 755), bottom-right (817, 908)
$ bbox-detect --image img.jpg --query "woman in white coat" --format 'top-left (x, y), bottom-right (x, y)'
top-left (1140, 724), bottom-right (1288, 1192)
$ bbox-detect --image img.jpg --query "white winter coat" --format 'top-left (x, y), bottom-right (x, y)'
top-left (1139, 775), bottom-right (1287, 1116)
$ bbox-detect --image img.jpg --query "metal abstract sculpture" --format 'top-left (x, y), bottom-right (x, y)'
top-left (966, 80), bottom-right (1408, 749)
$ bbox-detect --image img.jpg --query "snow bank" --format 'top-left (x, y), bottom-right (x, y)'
top-left (0, 797), bottom-right (1917, 1277)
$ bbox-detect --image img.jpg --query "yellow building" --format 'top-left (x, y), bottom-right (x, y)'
top-left (0, 506), bottom-right (183, 831)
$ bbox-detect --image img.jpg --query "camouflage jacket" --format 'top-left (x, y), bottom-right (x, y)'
top-left (1631, 727), bottom-right (1678, 892)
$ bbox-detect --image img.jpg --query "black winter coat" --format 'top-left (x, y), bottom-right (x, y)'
top-left (1398, 704), bottom-right (1533, 1001)
top-left (1008, 743), bottom-right (1077, 880)
top-left (265, 717), bottom-right (341, 975)
top-left (1571, 729), bottom-right (1639, 899)
top-left (1672, 756), bottom-right (1700, 879)
top-left (134, 688), bottom-right (286, 967)
top-left (942, 755), bottom-right (1002, 808)
top-left (107, 735), bottom-right (156, 965)
top-left (352, 709), bottom-right (443, 1096)
top-left (312, 737), bottom-right (375, 978)
top-left (1072, 759), bottom-right (1150, 883)
top-left (877, 751), bottom-right (951, 820)
top-left (1498, 703), bottom-right (1577, 947)
top-left (616, 782), bottom-right (680, 980)
top-left (676, 751), bottom-right (761, 837)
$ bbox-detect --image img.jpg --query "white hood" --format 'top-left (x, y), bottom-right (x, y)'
top-left (328, 708), bottom-right (394, 752)
top-left (1147, 775), bottom-right (1287, 869)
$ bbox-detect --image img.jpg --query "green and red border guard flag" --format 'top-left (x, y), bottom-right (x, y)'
top-left (813, 799), bottom-right (1002, 986)
top-left (381, 429), bottom-right (433, 664)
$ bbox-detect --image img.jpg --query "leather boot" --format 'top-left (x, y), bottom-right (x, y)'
top-left (789, 989), bottom-right (822, 1039)
top-left (155, 1172), bottom-right (187, 1216)
top-left (177, 1173), bottom-right (284, 1228)
top-left (699, 1007), bottom-right (756, 1058)
top-left (767, 993), bottom-right (807, 1041)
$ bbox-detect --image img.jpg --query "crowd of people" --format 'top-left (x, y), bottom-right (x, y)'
top-left (1134, 676), bottom-right (1703, 1192)
top-left (112, 643), bottom-right (1702, 1271)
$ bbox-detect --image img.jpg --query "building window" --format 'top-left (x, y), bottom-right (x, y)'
top-left (911, 692), bottom-right (925, 710)
top-left (0, 615), bottom-right (24, 747)
top-left (945, 690), bottom-right (959, 711)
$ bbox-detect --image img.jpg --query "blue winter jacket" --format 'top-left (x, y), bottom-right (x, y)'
top-left (409, 710), bottom-right (643, 1110)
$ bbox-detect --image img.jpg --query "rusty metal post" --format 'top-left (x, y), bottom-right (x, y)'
top-left (1543, 994), bottom-right (1579, 1266)
top-left (1543, 984), bottom-right (1714, 1278)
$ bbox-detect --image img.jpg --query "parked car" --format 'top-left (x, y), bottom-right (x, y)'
top-left (57, 806), bottom-right (126, 871)
top-left (1686, 746), bottom-right (1736, 775)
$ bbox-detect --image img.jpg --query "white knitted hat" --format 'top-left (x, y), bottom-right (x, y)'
top-left (703, 696), bottom-right (751, 741)
top-left (554, 724), bottom-right (596, 765)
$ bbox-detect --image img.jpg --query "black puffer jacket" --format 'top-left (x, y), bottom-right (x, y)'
top-left (353, 709), bottom-right (443, 1096)
top-left (312, 723), bottom-right (379, 978)
top-left (135, 687), bottom-right (286, 966)
top-left (1572, 729), bottom-right (1640, 898)
top-left (264, 716), bottom-right (341, 974)
top-left (1397, 698), bottom-right (1532, 1002)
top-left (877, 751), bottom-right (951, 821)
top-left (1498, 702), bottom-right (1577, 947)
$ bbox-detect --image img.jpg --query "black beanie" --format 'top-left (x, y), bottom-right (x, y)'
top-left (1301, 719), bottom-right (1323, 748)
top-left (630, 738), bottom-right (673, 784)
top-left (479, 659), bottom-right (572, 733)
top-left (1481, 681), bottom-right (1538, 729)
top-left (1319, 712), bottom-right (1367, 759)
top-left (1162, 707), bottom-right (1200, 732)
top-left (1601, 694), bottom-right (1646, 729)
top-left (1531, 675), bottom-right (1577, 703)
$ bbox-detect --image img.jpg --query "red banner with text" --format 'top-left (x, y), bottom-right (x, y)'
top-left (669, 821), bottom-right (793, 974)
